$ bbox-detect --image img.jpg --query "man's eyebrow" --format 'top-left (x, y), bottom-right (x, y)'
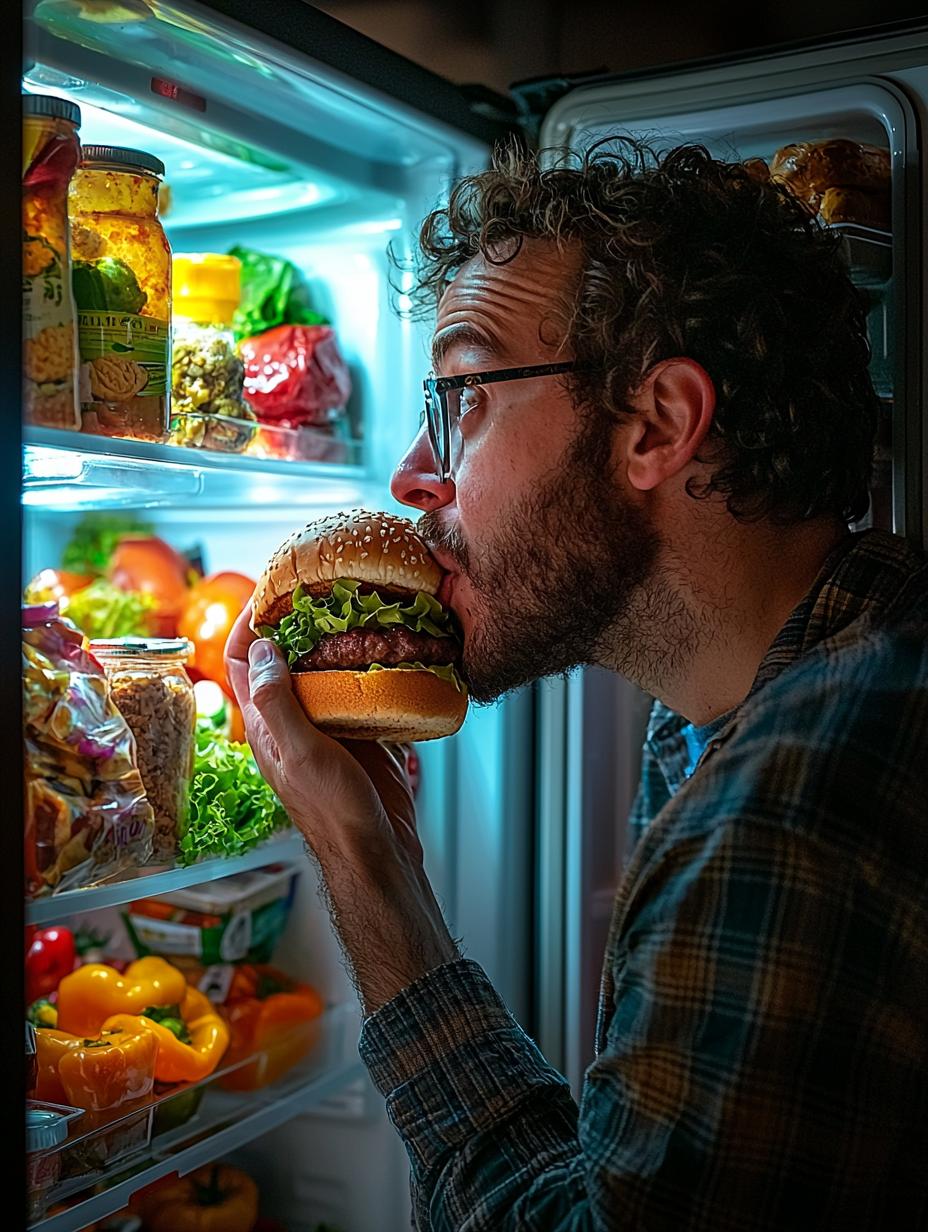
top-left (431, 324), bottom-right (506, 370)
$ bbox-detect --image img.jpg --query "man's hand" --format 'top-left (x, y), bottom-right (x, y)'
top-left (225, 607), bottom-right (458, 1014)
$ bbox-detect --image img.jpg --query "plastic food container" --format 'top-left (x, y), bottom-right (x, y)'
top-left (170, 253), bottom-right (256, 453)
top-left (91, 638), bottom-right (196, 862)
top-left (26, 1100), bottom-right (84, 1221)
top-left (170, 409), bottom-right (257, 453)
top-left (22, 93), bottom-right (82, 431)
top-left (69, 146), bottom-right (171, 442)
top-left (246, 421), bottom-right (350, 463)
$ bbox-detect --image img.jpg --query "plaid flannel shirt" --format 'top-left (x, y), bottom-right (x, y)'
top-left (360, 529), bottom-right (928, 1231)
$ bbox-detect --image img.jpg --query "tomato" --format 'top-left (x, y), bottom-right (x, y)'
top-left (108, 537), bottom-right (191, 637)
top-left (26, 926), bottom-right (76, 1005)
top-left (178, 572), bottom-right (255, 694)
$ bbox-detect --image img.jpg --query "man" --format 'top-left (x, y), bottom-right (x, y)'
top-left (228, 143), bottom-right (928, 1230)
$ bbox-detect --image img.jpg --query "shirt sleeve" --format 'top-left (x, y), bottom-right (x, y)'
top-left (360, 809), bottom-right (924, 1231)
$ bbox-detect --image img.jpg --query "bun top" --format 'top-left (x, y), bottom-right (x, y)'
top-left (253, 509), bottom-right (444, 627)
top-left (770, 139), bottom-right (890, 202)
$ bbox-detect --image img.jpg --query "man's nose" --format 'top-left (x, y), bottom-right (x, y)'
top-left (391, 427), bottom-right (456, 513)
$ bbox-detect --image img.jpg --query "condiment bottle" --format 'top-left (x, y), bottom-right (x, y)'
top-left (90, 638), bottom-right (195, 862)
top-left (69, 146), bottom-right (171, 442)
top-left (22, 93), bottom-right (82, 431)
top-left (170, 252), bottom-right (255, 452)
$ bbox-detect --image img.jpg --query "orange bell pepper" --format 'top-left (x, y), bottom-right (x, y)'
top-left (56, 956), bottom-right (187, 1037)
top-left (104, 985), bottom-right (230, 1084)
top-left (34, 1029), bottom-right (80, 1105)
top-left (219, 964), bottom-right (324, 1091)
top-left (130, 1162), bottom-right (259, 1232)
top-left (35, 1023), bottom-right (157, 1112)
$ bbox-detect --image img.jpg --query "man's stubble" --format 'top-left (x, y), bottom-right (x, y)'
top-left (420, 415), bottom-right (701, 703)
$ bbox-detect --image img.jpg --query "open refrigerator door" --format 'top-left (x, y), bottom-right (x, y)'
top-left (19, 3), bottom-right (536, 1230)
top-left (528, 23), bottom-right (928, 1097)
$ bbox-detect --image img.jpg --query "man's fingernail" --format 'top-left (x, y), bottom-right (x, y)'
top-left (249, 639), bottom-right (274, 667)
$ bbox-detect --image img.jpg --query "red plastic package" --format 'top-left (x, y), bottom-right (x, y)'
top-left (240, 325), bottom-right (352, 428)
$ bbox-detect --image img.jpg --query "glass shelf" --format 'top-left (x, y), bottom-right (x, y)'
top-left (23, 427), bottom-right (367, 511)
top-left (26, 830), bottom-right (307, 926)
top-left (31, 1004), bottom-right (365, 1232)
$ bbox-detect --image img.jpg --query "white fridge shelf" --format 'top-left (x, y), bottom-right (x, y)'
top-left (23, 426), bottom-right (368, 511)
top-left (31, 1004), bottom-right (365, 1232)
top-left (26, 830), bottom-right (308, 926)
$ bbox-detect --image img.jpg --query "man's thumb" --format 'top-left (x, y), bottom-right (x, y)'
top-left (248, 639), bottom-right (307, 739)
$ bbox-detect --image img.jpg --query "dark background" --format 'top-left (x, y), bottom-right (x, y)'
top-left (309, 0), bottom-right (928, 94)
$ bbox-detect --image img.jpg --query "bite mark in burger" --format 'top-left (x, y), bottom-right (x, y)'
top-left (252, 511), bottom-right (468, 742)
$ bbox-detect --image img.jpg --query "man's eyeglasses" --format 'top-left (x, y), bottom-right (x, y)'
top-left (421, 362), bottom-right (577, 481)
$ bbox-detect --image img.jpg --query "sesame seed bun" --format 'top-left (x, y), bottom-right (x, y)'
top-left (291, 667), bottom-right (467, 742)
top-left (252, 509), bottom-right (444, 628)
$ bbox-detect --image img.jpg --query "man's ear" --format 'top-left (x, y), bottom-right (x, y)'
top-left (624, 359), bottom-right (715, 492)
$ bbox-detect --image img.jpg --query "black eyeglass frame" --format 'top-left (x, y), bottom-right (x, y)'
top-left (422, 361), bottom-right (578, 481)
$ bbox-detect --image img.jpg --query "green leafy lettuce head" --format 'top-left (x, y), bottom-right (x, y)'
top-left (252, 510), bottom-right (468, 742)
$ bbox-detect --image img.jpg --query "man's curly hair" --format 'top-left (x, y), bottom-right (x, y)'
top-left (411, 140), bottom-right (880, 524)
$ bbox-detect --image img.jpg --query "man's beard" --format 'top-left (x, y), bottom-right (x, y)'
top-left (419, 417), bottom-right (666, 703)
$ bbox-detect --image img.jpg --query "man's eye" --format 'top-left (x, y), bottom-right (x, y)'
top-left (460, 386), bottom-right (482, 415)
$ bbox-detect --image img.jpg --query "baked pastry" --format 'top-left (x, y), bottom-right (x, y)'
top-left (770, 138), bottom-right (890, 230)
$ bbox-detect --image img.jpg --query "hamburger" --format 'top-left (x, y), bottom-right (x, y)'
top-left (252, 510), bottom-right (467, 742)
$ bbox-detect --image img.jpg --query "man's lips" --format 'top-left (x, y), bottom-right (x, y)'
top-left (426, 546), bottom-right (461, 609)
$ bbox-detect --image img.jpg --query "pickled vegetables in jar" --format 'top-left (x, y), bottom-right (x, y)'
top-left (22, 94), bottom-right (82, 431)
top-left (170, 253), bottom-right (256, 453)
top-left (69, 146), bottom-right (171, 442)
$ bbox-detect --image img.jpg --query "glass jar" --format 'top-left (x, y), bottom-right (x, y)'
top-left (169, 252), bottom-right (256, 453)
top-left (22, 93), bottom-right (82, 431)
top-left (90, 638), bottom-right (195, 862)
top-left (69, 146), bottom-right (171, 442)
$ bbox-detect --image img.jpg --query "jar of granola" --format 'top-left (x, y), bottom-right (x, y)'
top-left (90, 638), bottom-right (195, 862)
top-left (22, 93), bottom-right (82, 431)
top-left (69, 146), bottom-right (171, 442)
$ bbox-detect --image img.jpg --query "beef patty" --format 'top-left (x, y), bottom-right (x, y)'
top-left (294, 626), bottom-right (458, 672)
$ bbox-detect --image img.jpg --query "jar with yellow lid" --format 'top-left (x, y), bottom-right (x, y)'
top-left (169, 252), bottom-right (256, 453)
top-left (69, 145), bottom-right (171, 442)
top-left (90, 637), bottom-right (195, 862)
top-left (22, 94), bottom-right (82, 431)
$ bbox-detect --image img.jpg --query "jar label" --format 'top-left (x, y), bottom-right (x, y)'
top-left (77, 311), bottom-right (169, 401)
top-left (22, 235), bottom-right (80, 429)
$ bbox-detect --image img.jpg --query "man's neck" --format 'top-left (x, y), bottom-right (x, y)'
top-left (605, 514), bottom-right (848, 726)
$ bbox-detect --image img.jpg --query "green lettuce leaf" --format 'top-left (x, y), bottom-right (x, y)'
top-left (64, 579), bottom-right (155, 639)
top-left (177, 729), bottom-right (291, 866)
top-left (228, 246), bottom-right (329, 341)
top-left (259, 579), bottom-right (458, 667)
top-left (366, 661), bottom-right (467, 694)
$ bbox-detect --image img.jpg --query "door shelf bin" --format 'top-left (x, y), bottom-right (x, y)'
top-left (30, 1004), bottom-right (363, 1232)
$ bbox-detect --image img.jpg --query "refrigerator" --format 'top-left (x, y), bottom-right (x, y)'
top-left (10, 5), bottom-right (928, 1228)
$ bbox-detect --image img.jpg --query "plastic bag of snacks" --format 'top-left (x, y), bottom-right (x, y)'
top-left (23, 603), bottom-right (155, 897)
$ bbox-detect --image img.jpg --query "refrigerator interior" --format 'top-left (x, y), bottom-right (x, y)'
top-left (21, 3), bottom-right (533, 1230)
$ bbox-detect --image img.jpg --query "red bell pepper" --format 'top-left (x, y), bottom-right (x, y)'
top-left (26, 927), bottom-right (76, 1006)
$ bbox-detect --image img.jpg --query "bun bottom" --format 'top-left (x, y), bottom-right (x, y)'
top-left (291, 668), bottom-right (467, 742)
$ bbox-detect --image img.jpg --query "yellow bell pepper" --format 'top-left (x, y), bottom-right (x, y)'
top-left (56, 957), bottom-right (187, 1037)
top-left (35, 1023), bottom-right (157, 1112)
top-left (105, 985), bottom-right (230, 1083)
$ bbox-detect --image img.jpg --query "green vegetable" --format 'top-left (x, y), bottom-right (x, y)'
top-left (178, 729), bottom-right (290, 866)
top-left (143, 1003), bottom-right (192, 1044)
top-left (27, 999), bottom-right (57, 1028)
top-left (72, 257), bottom-right (148, 315)
top-left (367, 660), bottom-right (467, 694)
top-left (258, 578), bottom-right (457, 666)
top-left (229, 245), bottom-right (328, 341)
top-left (62, 514), bottom-right (153, 577)
top-left (64, 579), bottom-right (155, 640)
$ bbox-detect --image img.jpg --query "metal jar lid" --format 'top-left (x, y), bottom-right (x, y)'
top-left (80, 145), bottom-right (165, 179)
top-left (89, 636), bottom-right (192, 658)
top-left (26, 1107), bottom-right (70, 1153)
top-left (23, 93), bottom-right (81, 127)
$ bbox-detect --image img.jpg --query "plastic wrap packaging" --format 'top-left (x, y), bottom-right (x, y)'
top-left (240, 324), bottom-right (351, 428)
top-left (23, 604), bottom-right (155, 898)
